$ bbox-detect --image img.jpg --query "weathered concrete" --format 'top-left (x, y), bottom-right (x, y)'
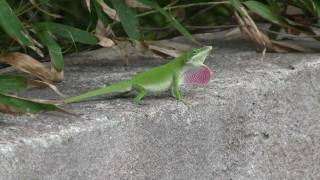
top-left (0, 33), bottom-right (320, 179)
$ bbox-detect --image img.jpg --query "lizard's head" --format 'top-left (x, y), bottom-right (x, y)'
top-left (181, 46), bottom-right (212, 85)
top-left (184, 46), bottom-right (212, 66)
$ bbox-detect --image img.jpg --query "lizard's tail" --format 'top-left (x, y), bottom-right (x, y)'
top-left (63, 80), bottom-right (133, 104)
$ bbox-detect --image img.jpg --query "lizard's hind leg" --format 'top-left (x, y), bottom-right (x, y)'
top-left (132, 84), bottom-right (147, 104)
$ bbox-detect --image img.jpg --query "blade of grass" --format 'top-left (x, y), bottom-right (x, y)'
top-left (37, 22), bottom-right (98, 44)
top-left (34, 23), bottom-right (64, 72)
top-left (0, 93), bottom-right (63, 114)
top-left (314, 0), bottom-right (320, 25)
top-left (111, 0), bottom-right (141, 40)
top-left (92, 0), bottom-right (111, 26)
top-left (136, 0), bottom-right (196, 42)
top-left (229, 0), bottom-right (243, 12)
top-left (0, 0), bottom-right (33, 46)
top-left (266, 0), bottom-right (281, 15)
top-left (0, 75), bottom-right (27, 94)
top-left (243, 1), bottom-right (283, 25)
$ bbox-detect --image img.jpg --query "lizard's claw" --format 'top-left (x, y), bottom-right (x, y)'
top-left (133, 98), bottom-right (141, 105)
top-left (133, 98), bottom-right (148, 105)
top-left (174, 95), bottom-right (189, 105)
top-left (178, 98), bottom-right (189, 105)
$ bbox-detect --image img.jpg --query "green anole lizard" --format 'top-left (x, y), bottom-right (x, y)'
top-left (64, 46), bottom-right (212, 104)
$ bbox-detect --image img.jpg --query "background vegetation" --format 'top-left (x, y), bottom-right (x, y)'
top-left (0, 0), bottom-right (319, 114)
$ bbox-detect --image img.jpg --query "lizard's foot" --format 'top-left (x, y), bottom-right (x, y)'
top-left (132, 84), bottom-right (146, 105)
top-left (133, 98), bottom-right (148, 105)
top-left (133, 98), bottom-right (141, 105)
top-left (174, 96), bottom-right (189, 105)
top-left (177, 98), bottom-right (189, 105)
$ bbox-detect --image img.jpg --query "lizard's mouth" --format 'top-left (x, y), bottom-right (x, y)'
top-left (187, 46), bottom-right (212, 65)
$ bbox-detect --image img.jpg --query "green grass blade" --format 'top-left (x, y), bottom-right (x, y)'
top-left (267, 24), bottom-right (281, 40)
top-left (37, 22), bottom-right (98, 44)
top-left (136, 0), bottom-right (196, 42)
top-left (266, 0), bottom-right (281, 15)
top-left (244, 1), bottom-right (282, 25)
top-left (34, 23), bottom-right (64, 72)
top-left (0, 75), bottom-right (27, 94)
top-left (314, 0), bottom-right (320, 25)
top-left (0, 0), bottom-right (33, 46)
top-left (0, 93), bottom-right (60, 113)
top-left (111, 0), bottom-right (141, 40)
top-left (92, 0), bottom-right (111, 26)
top-left (229, 0), bottom-right (243, 12)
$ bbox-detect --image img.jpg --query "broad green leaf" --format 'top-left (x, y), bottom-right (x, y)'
top-left (34, 23), bottom-right (64, 72)
top-left (0, 93), bottom-right (61, 113)
top-left (0, 0), bottom-right (33, 46)
top-left (37, 22), bottom-right (98, 44)
top-left (0, 75), bottom-right (27, 94)
top-left (111, 0), bottom-right (141, 40)
top-left (136, 0), bottom-right (196, 42)
top-left (244, 1), bottom-right (282, 25)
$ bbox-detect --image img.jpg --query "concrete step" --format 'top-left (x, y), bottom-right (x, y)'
top-left (0, 33), bottom-right (320, 180)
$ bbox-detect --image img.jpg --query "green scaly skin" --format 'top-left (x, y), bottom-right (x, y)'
top-left (64, 46), bottom-right (212, 104)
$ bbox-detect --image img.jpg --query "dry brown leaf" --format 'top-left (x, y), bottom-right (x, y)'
top-left (97, 35), bottom-right (115, 47)
top-left (146, 40), bottom-right (190, 58)
top-left (27, 79), bottom-right (65, 97)
top-left (148, 44), bottom-right (182, 58)
top-left (147, 40), bottom-right (191, 52)
top-left (95, 20), bottom-right (115, 47)
top-left (0, 52), bottom-right (63, 82)
top-left (95, 20), bottom-right (114, 37)
top-left (134, 40), bottom-right (149, 53)
top-left (235, 7), bottom-right (275, 51)
top-left (85, 0), bottom-right (91, 11)
top-left (50, 66), bottom-right (64, 82)
top-left (96, 0), bottom-right (119, 21)
top-left (235, 7), bottom-right (314, 53)
top-left (116, 39), bottom-right (187, 58)
top-left (106, 38), bottom-right (187, 64)
top-left (271, 40), bottom-right (314, 53)
top-left (124, 0), bottom-right (150, 9)
top-left (113, 39), bottom-right (135, 54)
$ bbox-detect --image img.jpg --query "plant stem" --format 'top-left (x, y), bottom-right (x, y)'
top-left (137, 1), bottom-right (230, 17)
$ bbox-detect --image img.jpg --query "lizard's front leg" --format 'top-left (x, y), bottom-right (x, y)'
top-left (171, 75), bottom-right (183, 101)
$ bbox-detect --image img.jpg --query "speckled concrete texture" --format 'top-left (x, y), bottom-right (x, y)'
top-left (0, 33), bottom-right (319, 179)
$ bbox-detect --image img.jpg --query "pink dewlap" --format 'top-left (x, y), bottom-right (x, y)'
top-left (183, 65), bottom-right (211, 85)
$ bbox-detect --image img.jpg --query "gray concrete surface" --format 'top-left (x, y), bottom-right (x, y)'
top-left (0, 33), bottom-right (320, 179)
